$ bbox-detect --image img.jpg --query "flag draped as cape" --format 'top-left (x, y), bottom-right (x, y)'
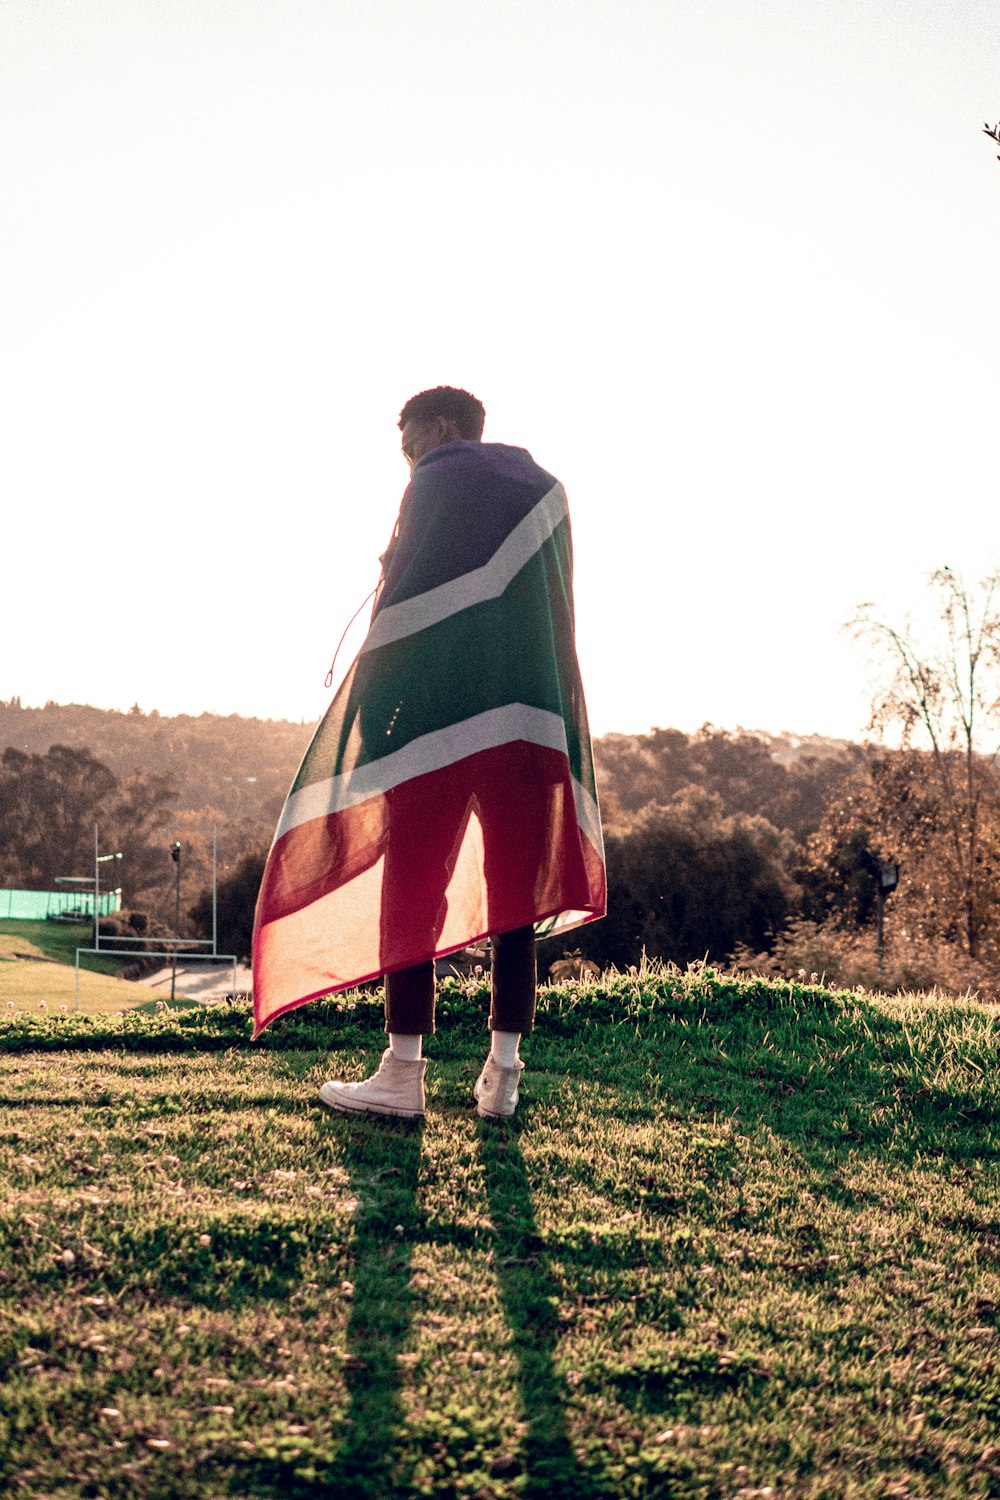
top-left (252, 440), bottom-right (605, 1037)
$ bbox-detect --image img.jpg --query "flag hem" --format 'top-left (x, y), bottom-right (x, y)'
top-left (250, 899), bottom-right (605, 1040)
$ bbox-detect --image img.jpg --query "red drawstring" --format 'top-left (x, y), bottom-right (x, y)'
top-left (324, 587), bottom-right (379, 690)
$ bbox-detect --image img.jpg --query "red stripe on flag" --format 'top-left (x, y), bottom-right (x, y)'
top-left (252, 741), bottom-right (605, 1036)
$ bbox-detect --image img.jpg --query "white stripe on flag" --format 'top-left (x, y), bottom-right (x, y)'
top-left (360, 482), bottom-right (569, 653)
top-left (276, 702), bottom-right (601, 856)
top-left (572, 776), bottom-right (605, 861)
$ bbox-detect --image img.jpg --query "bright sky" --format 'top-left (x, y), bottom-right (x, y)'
top-left (3, 0), bottom-right (998, 742)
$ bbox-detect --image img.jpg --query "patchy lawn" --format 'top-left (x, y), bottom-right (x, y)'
top-left (1, 920), bottom-right (152, 1017)
top-left (2, 968), bottom-right (1000, 1498)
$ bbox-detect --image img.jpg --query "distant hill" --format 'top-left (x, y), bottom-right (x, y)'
top-left (0, 700), bottom-right (312, 830)
top-left (593, 725), bottom-right (866, 841)
top-left (0, 700), bottom-right (865, 850)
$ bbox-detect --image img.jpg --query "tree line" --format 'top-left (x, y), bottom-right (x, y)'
top-left (0, 715), bottom-right (860, 957)
top-left (588, 569), bottom-right (1000, 993)
top-left (0, 739), bottom-right (273, 933)
top-left (4, 568), bottom-right (999, 992)
top-left (0, 700), bottom-right (311, 826)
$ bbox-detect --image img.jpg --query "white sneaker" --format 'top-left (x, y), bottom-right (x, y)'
top-left (318, 1048), bottom-right (426, 1119)
top-left (474, 1058), bottom-right (525, 1119)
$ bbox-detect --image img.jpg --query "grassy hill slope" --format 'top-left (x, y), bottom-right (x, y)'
top-left (0, 920), bottom-right (157, 1016)
top-left (2, 968), bottom-right (1000, 1498)
top-left (0, 912), bottom-right (162, 1020)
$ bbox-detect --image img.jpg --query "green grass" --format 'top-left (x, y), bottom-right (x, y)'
top-left (0, 921), bottom-right (151, 1015)
top-left (2, 967), bottom-right (1000, 1498)
top-left (0, 919), bottom-right (125, 973)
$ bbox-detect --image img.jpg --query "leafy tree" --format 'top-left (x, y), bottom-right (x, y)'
top-left (105, 770), bottom-right (182, 907)
top-left (0, 743), bottom-right (180, 915)
top-left (801, 749), bottom-right (1000, 961)
top-left (0, 744), bottom-right (117, 885)
top-left (581, 788), bottom-right (795, 971)
top-left (800, 821), bottom-right (882, 928)
top-left (850, 567), bottom-right (1000, 958)
top-left (189, 849), bottom-right (267, 962)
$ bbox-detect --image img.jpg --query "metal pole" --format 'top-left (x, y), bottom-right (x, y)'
top-left (170, 844), bottom-right (181, 1003)
top-left (94, 822), bottom-right (100, 951)
top-left (212, 826), bottom-right (218, 957)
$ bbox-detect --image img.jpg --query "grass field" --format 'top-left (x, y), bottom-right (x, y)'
top-left (2, 967), bottom-right (1000, 1498)
top-left (0, 920), bottom-right (126, 972)
top-left (0, 921), bottom-right (151, 1016)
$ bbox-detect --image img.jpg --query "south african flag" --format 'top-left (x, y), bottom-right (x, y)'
top-left (252, 440), bottom-right (606, 1037)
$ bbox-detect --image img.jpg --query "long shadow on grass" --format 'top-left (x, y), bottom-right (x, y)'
top-left (722, 993), bottom-right (1000, 1168)
top-left (321, 1114), bottom-right (424, 1498)
top-left (542, 986), bottom-right (1000, 1172)
top-left (477, 1120), bottom-right (609, 1500)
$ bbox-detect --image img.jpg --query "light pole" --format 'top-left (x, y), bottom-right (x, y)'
top-left (170, 841), bottom-right (181, 1002)
top-left (876, 861), bottom-right (900, 968)
top-left (93, 824), bottom-right (123, 950)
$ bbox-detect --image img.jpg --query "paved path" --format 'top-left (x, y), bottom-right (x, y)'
top-left (139, 962), bottom-right (252, 1001)
top-left (138, 950), bottom-right (487, 1003)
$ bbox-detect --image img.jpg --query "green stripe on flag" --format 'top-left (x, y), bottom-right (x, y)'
top-left (294, 518), bottom-right (594, 796)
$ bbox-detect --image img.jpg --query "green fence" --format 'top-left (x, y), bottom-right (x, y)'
top-left (0, 889), bottom-right (121, 921)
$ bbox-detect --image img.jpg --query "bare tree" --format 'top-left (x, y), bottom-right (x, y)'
top-left (983, 120), bottom-right (1000, 162)
top-left (850, 567), bottom-right (1000, 958)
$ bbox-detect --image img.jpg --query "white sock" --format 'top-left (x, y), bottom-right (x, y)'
top-left (389, 1033), bottom-right (423, 1062)
top-left (489, 1030), bottom-right (521, 1069)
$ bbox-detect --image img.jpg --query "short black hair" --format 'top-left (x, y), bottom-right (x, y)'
top-left (398, 386), bottom-right (485, 440)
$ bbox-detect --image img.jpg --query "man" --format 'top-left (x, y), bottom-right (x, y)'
top-left (252, 387), bottom-right (605, 1119)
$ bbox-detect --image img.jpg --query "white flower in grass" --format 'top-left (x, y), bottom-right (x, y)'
top-left (38, 1000), bottom-right (46, 1010)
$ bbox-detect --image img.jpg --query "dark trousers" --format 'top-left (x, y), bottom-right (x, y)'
top-left (384, 924), bottom-right (537, 1036)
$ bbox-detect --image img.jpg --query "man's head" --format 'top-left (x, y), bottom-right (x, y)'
top-left (398, 386), bottom-right (485, 469)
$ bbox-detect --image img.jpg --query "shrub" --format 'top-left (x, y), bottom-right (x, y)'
top-left (582, 790), bottom-right (795, 971)
top-left (730, 916), bottom-right (995, 1000)
top-left (188, 849), bottom-right (267, 963)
